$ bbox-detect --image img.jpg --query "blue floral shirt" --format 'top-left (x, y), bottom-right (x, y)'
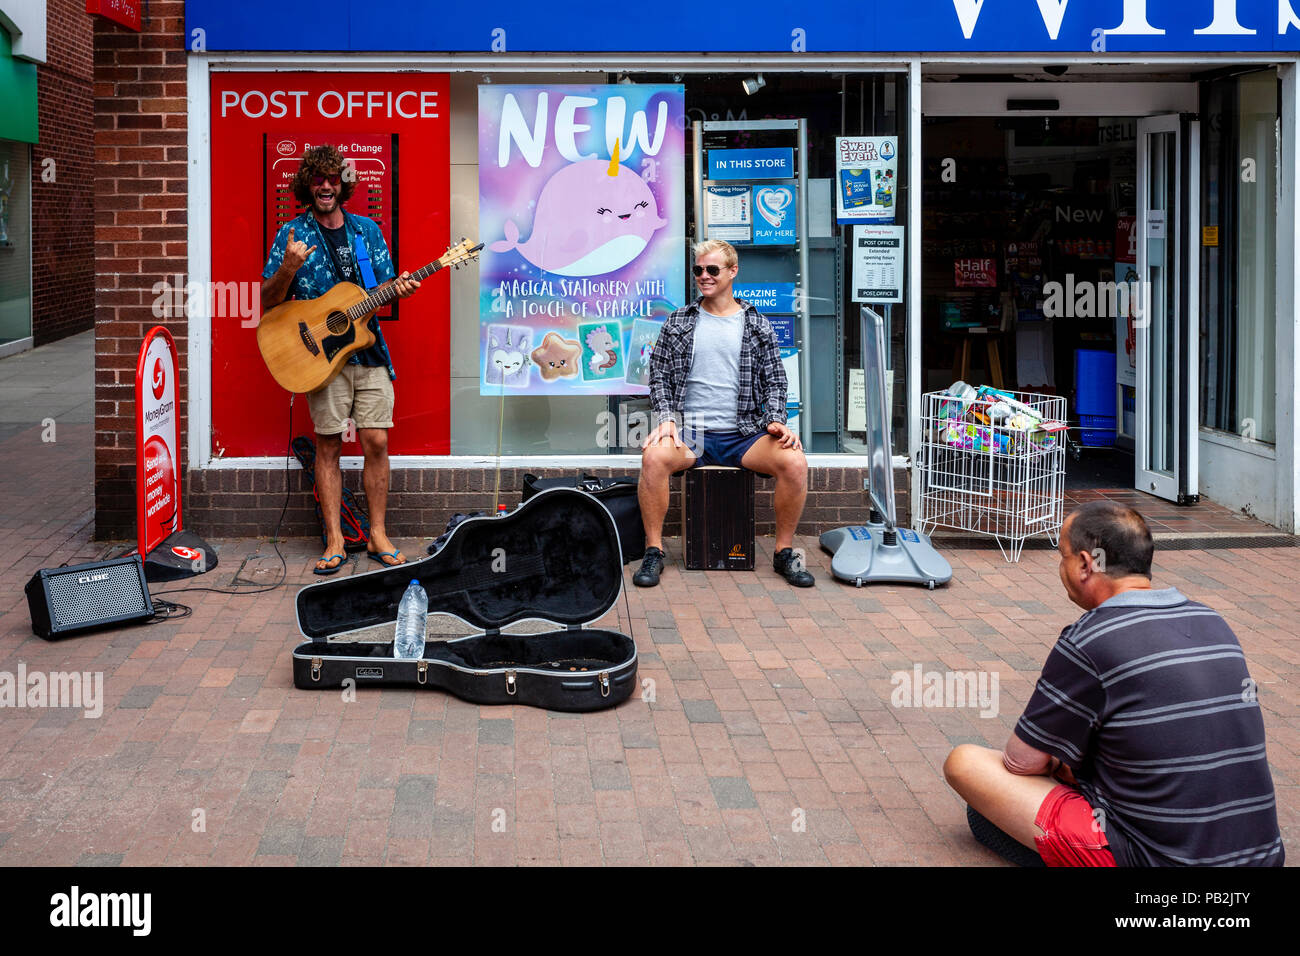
top-left (262, 210), bottom-right (398, 380)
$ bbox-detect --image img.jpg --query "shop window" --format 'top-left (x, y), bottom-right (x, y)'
top-left (451, 72), bottom-right (908, 457)
top-left (1200, 70), bottom-right (1278, 446)
top-left (0, 140), bottom-right (31, 345)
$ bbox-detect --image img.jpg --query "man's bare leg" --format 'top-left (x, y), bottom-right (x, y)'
top-left (359, 427), bottom-right (404, 565)
top-left (314, 432), bottom-right (346, 572)
top-left (739, 435), bottom-right (808, 552)
top-left (638, 441), bottom-right (696, 550)
top-left (943, 744), bottom-right (1060, 848)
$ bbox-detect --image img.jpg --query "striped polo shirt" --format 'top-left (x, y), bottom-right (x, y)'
top-left (1016, 588), bottom-right (1284, 867)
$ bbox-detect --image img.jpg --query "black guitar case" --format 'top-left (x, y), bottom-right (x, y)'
top-left (291, 488), bottom-right (637, 711)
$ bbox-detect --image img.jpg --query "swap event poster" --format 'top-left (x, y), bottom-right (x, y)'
top-left (835, 136), bottom-right (898, 224)
top-left (478, 85), bottom-right (686, 396)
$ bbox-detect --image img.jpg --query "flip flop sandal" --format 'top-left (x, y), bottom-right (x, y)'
top-left (367, 550), bottom-right (406, 567)
top-left (313, 553), bottom-right (346, 576)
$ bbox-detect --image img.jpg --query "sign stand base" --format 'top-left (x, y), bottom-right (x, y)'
top-left (144, 529), bottom-right (219, 583)
top-left (819, 518), bottom-right (952, 590)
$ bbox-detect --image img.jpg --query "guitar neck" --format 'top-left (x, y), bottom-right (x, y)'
top-left (347, 259), bottom-right (443, 319)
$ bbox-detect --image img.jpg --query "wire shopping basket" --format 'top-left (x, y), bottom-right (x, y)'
top-left (917, 388), bottom-right (1067, 562)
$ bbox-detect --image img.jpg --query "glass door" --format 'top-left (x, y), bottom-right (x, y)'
top-left (1135, 115), bottom-right (1199, 503)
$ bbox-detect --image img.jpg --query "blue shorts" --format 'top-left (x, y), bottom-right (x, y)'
top-left (680, 427), bottom-right (765, 469)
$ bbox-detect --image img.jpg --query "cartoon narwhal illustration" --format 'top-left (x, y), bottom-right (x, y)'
top-left (490, 139), bottom-right (668, 277)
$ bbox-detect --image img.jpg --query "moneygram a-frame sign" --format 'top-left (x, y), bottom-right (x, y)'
top-left (135, 326), bottom-right (217, 581)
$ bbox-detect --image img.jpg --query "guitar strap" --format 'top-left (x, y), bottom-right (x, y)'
top-left (351, 226), bottom-right (379, 290)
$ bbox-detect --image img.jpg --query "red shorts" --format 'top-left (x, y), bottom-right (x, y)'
top-left (1034, 784), bottom-right (1117, 867)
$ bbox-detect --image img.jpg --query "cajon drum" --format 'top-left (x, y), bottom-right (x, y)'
top-left (683, 466), bottom-right (755, 571)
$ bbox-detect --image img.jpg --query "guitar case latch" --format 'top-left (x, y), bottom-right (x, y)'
top-left (505, 670), bottom-right (517, 696)
top-left (417, 660), bottom-right (428, 685)
top-left (310, 657), bottom-right (322, 682)
top-left (599, 672), bottom-right (610, 698)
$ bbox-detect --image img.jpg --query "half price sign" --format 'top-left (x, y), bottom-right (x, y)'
top-left (954, 258), bottom-right (996, 288)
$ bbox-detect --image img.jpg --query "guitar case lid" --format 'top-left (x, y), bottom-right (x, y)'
top-left (295, 488), bottom-right (623, 641)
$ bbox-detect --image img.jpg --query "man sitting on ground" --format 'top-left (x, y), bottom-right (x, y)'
top-left (944, 500), bottom-right (1284, 866)
top-left (633, 239), bottom-right (812, 588)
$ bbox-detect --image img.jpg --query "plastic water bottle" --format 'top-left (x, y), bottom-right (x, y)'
top-left (394, 579), bottom-right (427, 659)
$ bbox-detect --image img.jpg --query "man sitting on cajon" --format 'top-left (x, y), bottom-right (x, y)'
top-left (633, 239), bottom-right (813, 588)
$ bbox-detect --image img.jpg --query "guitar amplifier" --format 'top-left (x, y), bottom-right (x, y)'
top-left (683, 466), bottom-right (755, 571)
top-left (25, 555), bottom-right (154, 640)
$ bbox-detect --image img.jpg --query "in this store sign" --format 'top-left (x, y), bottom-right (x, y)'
top-left (86, 0), bottom-right (141, 31)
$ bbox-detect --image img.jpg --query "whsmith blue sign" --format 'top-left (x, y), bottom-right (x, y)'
top-left (185, 0), bottom-right (1300, 53)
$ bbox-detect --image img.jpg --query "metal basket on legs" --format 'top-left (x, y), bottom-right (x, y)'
top-left (917, 389), bottom-right (1066, 562)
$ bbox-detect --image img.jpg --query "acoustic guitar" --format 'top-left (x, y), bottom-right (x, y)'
top-left (257, 237), bottom-right (483, 394)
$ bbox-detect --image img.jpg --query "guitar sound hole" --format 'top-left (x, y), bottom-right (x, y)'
top-left (325, 311), bottom-right (349, 335)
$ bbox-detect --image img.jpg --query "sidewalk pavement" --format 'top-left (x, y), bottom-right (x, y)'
top-left (0, 332), bottom-right (1294, 865)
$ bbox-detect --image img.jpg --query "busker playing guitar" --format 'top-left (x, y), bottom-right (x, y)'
top-left (261, 144), bottom-right (419, 575)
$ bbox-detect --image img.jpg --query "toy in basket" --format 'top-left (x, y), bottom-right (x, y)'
top-left (292, 487), bottom-right (637, 711)
top-left (919, 383), bottom-right (1067, 562)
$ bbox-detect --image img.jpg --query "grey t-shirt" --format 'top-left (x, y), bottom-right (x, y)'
top-left (682, 307), bottom-right (744, 430)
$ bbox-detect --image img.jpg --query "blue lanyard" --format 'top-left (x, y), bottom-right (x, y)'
top-left (352, 229), bottom-right (378, 290)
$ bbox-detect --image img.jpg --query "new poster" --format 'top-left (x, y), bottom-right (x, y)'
top-left (478, 85), bottom-right (686, 396)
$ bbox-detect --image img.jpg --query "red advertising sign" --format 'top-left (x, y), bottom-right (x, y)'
top-left (1115, 214), bottom-right (1137, 264)
top-left (954, 257), bottom-right (996, 288)
top-left (136, 327), bottom-right (183, 556)
top-left (85, 0), bottom-right (142, 31)
top-left (209, 72), bottom-right (451, 457)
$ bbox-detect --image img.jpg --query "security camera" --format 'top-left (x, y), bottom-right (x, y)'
top-left (742, 74), bottom-right (766, 95)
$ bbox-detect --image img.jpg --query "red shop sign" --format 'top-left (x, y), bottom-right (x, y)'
top-left (86, 0), bottom-right (142, 31)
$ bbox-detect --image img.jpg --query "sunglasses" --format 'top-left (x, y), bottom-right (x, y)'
top-left (311, 173), bottom-right (342, 187)
top-left (692, 264), bottom-right (724, 277)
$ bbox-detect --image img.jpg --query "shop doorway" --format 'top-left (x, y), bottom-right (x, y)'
top-left (920, 87), bottom-right (1200, 502)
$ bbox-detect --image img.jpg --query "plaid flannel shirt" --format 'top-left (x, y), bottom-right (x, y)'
top-left (648, 298), bottom-right (788, 436)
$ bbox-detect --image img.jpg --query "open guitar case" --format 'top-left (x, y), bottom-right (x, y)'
top-left (292, 488), bottom-right (638, 711)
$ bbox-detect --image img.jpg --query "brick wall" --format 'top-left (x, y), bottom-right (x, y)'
top-left (92, 2), bottom-right (188, 538)
top-left (32, 0), bottom-right (95, 347)
top-left (183, 465), bottom-right (912, 543)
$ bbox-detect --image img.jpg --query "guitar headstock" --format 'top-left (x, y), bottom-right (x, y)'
top-left (440, 237), bottom-right (485, 270)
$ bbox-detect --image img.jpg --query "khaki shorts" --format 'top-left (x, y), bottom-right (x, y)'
top-left (308, 364), bottom-right (394, 434)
